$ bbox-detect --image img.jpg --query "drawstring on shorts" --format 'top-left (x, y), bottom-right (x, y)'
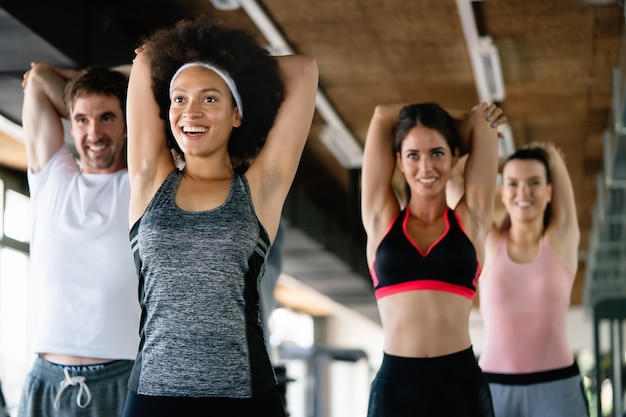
top-left (53, 368), bottom-right (92, 409)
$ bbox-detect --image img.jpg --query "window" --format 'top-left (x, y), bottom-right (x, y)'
top-left (0, 168), bottom-right (31, 414)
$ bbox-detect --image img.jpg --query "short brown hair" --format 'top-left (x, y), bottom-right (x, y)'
top-left (64, 67), bottom-right (128, 116)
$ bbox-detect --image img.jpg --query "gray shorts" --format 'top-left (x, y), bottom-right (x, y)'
top-left (484, 363), bottom-right (590, 417)
top-left (18, 357), bottom-right (133, 417)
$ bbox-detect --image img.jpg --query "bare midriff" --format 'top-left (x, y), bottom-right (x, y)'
top-left (39, 353), bottom-right (117, 366)
top-left (377, 290), bottom-right (473, 358)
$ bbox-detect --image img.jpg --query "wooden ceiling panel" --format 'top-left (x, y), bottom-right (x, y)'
top-left (585, 130), bottom-right (606, 157)
top-left (504, 78), bottom-right (587, 96)
top-left (484, 0), bottom-right (590, 16)
top-left (586, 110), bottom-right (613, 135)
top-left (503, 57), bottom-right (593, 86)
top-left (309, 43), bottom-right (392, 85)
top-left (380, 41), bottom-right (473, 81)
top-left (359, 0), bottom-right (459, 13)
top-left (594, 34), bottom-right (623, 56)
top-left (504, 95), bottom-right (588, 127)
top-left (593, 5), bottom-right (625, 37)
top-left (578, 213), bottom-right (595, 237)
top-left (488, 13), bottom-right (595, 56)
top-left (276, 17), bottom-right (375, 45)
top-left (388, 78), bottom-right (478, 110)
top-left (581, 177), bottom-right (600, 216)
top-left (264, 0), bottom-right (365, 25)
top-left (590, 88), bottom-right (615, 114)
top-left (569, 158), bottom-right (588, 180)
top-left (591, 37), bottom-right (623, 83)
top-left (518, 127), bottom-right (587, 152)
top-left (362, 8), bottom-right (464, 43)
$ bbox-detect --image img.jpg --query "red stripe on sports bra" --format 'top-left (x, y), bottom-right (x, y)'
top-left (369, 264), bottom-right (379, 288)
top-left (402, 207), bottom-right (452, 257)
top-left (374, 280), bottom-right (475, 301)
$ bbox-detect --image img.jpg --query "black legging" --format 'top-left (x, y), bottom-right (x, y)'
top-left (121, 385), bottom-right (286, 417)
top-left (367, 347), bottom-right (495, 417)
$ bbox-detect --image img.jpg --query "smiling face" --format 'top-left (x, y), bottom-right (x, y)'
top-left (168, 66), bottom-right (241, 159)
top-left (397, 125), bottom-right (458, 200)
top-left (501, 158), bottom-right (552, 223)
top-left (69, 94), bottom-right (127, 174)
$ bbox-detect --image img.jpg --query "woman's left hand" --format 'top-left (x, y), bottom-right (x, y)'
top-left (482, 103), bottom-right (507, 137)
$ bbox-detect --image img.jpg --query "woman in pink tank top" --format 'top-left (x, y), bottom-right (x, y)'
top-left (478, 142), bottom-right (589, 417)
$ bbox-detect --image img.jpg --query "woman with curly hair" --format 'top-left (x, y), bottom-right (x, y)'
top-left (361, 102), bottom-right (503, 416)
top-left (121, 16), bottom-right (318, 416)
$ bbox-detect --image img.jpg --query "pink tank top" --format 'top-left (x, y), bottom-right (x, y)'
top-left (478, 233), bottom-right (575, 373)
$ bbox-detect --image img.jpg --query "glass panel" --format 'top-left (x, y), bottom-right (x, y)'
top-left (270, 308), bottom-right (313, 417)
top-left (4, 189), bottom-right (31, 243)
top-left (0, 179), bottom-right (4, 238)
top-left (0, 247), bottom-right (32, 413)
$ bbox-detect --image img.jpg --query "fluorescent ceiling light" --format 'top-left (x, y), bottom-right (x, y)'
top-left (239, 0), bottom-right (292, 55)
top-left (456, 0), bottom-right (506, 104)
top-left (476, 37), bottom-right (505, 102)
top-left (319, 124), bottom-right (364, 169)
top-left (0, 114), bottom-right (24, 142)
top-left (209, 0), bottom-right (241, 11)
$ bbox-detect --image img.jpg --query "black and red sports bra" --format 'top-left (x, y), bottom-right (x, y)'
top-left (370, 207), bottom-right (481, 300)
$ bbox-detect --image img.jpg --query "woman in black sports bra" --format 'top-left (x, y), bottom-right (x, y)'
top-left (361, 102), bottom-right (504, 417)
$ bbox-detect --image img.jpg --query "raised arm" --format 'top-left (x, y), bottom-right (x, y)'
top-left (21, 62), bottom-right (77, 173)
top-left (247, 54), bottom-right (318, 239)
top-left (126, 48), bottom-right (176, 225)
top-left (361, 104), bottom-right (403, 251)
top-left (446, 154), bottom-right (468, 210)
top-left (541, 142), bottom-right (580, 271)
top-left (454, 104), bottom-right (500, 240)
top-left (446, 105), bottom-right (506, 211)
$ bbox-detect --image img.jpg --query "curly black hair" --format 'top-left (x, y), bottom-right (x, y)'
top-left (143, 16), bottom-right (285, 173)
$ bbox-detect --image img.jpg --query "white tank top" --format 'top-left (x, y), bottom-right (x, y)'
top-left (28, 148), bottom-right (140, 359)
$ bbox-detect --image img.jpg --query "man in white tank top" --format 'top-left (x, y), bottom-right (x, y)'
top-left (17, 62), bottom-right (140, 417)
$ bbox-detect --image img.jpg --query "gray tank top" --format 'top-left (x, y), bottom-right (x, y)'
top-left (128, 169), bottom-right (276, 398)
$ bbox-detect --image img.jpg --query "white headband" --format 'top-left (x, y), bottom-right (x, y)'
top-left (169, 62), bottom-right (243, 118)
